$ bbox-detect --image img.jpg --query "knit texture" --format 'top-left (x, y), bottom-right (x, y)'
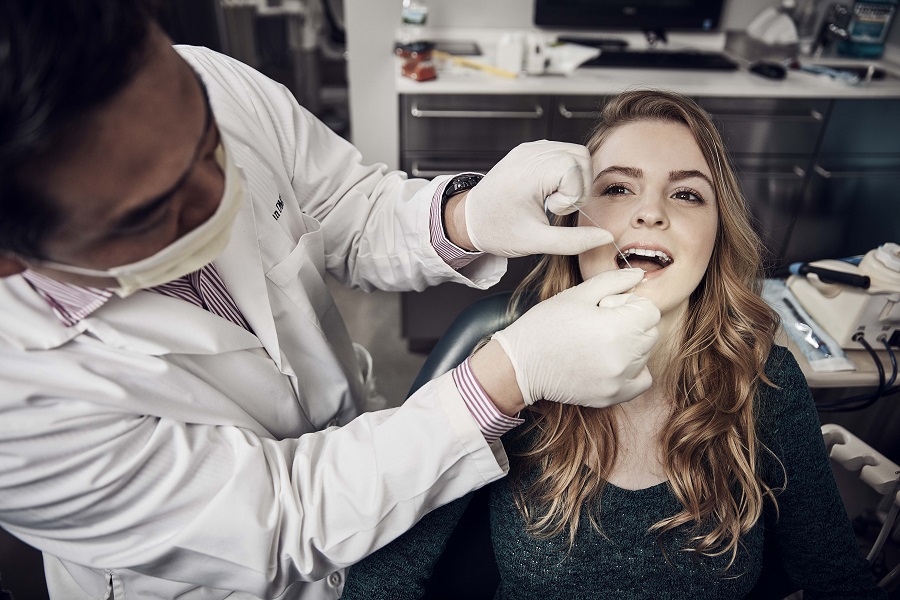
top-left (342, 346), bottom-right (885, 599)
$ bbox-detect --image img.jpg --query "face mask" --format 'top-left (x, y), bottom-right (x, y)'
top-left (35, 142), bottom-right (244, 298)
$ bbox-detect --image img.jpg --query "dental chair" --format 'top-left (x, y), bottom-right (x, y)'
top-left (405, 291), bottom-right (899, 600)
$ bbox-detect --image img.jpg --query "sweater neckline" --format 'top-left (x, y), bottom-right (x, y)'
top-left (604, 479), bottom-right (671, 499)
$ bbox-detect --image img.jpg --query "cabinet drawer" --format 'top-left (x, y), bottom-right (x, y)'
top-left (401, 94), bottom-right (551, 153)
top-left (401, 153), bottom-right (506, 178)
top-left (732, 156), bottom-right (810, 264)
top-left (698, 98), bottom-right (829, 155)
top-left (820, 99), bottom-right (900, 155)
top-left (785, 156), bottom-right (900, 262)
top-left (550, 96), bottom-right (830, 155)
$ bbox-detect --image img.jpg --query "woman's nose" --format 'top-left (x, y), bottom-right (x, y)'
top-left (631, 196), bottom-right (668, 229)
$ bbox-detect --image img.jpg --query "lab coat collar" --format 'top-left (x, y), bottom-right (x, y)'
top-left (0, 153), bottom-right (278, 360)
top-left (82, 147), bottom-right (285, 361)
top-left (80, 290), bottom-right (264, 356)
top-left (0, 276), bottom-right (81, 350)
top-left (206, 146), bottom-right (285, 369)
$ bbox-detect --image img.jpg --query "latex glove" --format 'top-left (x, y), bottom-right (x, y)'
top-left (492, 269), bottom-right (660, 407)
top-left (464, 140), bottom-right (612, 257)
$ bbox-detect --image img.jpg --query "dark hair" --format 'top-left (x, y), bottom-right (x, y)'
top-left (0, 0), bottom-right (159, 258)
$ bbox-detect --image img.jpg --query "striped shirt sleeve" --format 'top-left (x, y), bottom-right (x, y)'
top-left (429, 175), bottom-right (485, 270)
top-left (452, 357), bottom-right (524, 444)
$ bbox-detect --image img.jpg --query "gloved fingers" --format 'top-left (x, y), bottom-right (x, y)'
top-left (612, 368), bottom-right (654, 405)
top-left (565, 269), bottom-right (644, 304)
top-left (598, 294), bottom-right (662, 330)
top-left (545, 156), bottom-right (594, 216)
top-left (617, 327), bottom-right (659, 380)
top-left (522, 221), bottom-right (614, 256)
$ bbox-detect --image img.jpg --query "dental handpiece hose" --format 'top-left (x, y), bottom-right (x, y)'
top-left (789, 262), bottom-right (871, 289)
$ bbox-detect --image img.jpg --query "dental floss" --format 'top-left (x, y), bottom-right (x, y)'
top-left (572, 205), bottom-right (634, 270)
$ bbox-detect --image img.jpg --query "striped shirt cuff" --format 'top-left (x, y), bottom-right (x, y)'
top-left (452, 357), bottom-right (524, 444)
top-left (429, 175), bottom-right (485, 270)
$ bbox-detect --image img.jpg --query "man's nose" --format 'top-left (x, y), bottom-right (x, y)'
top-left (178, 161), bottom-right (225, 236)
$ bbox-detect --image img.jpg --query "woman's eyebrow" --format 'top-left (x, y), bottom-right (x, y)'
top-left (592, 165), bottom-right (642, 183)
top-left (670, 169), bottom-right (714, 189)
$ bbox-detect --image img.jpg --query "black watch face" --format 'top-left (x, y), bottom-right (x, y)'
top-left (450, 175), bottom-right (481, 195)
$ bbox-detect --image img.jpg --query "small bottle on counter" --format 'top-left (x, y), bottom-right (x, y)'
top-left (399, 0), bottom-right (429, 46)
top-left (837, 0), bottom-right (898, 58)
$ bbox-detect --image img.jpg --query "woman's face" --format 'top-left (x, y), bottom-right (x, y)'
top-left (578, 120), bottom-right (719, 317)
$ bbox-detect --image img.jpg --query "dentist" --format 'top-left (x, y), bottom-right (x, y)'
top-left (0, 1), bottom-right (659, 599)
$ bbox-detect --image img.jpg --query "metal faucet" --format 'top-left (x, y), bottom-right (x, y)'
top-left (810, 2), bottom-right (851, 57)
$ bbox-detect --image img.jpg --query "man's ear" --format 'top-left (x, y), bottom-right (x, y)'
top-left (0, 256), bottom-right (28, 278)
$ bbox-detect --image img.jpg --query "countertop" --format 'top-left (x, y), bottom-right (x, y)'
top-left (396, 29), bottom-right (900, 99)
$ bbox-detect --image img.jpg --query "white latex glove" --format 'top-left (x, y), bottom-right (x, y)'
top-left (464, 140), bottom-right (612, 257)
top-left (492, 269), bottom-right (660, 407)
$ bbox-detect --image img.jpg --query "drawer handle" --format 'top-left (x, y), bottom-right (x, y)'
top-left (410, 102), bottom-right (544, 119)
top-left (738, 166), bottom-right (806, 178)
top-left (713, 110), bottom-right (824, 122)
top-left (815, 165), bottom-right (900, 179)
top-left (557, 104), bottom-right (599, 120)
top-left (559, 107), bottom-right (824, 122)
top-left (410, 162), bottom-right (464, 178)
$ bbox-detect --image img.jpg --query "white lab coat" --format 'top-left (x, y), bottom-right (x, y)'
top-left (0, 46), bottom-right (509, 600)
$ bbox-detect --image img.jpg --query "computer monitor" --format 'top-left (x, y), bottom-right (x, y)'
top-left (534, 0), bottom-right (726, 32)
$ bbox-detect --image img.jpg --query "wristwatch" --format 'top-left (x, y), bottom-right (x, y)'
top-left (440, 174), bottom-right (483, 238)
top-left (442, 173), bottom-right (483, 202)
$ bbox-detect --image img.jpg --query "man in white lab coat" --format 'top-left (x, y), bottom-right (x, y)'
top-left (0, 1), bottom-right (659, 599)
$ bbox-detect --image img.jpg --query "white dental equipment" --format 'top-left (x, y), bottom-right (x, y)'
top-left (822, 423), bottom-right (900, 588)
top-left (788, 243), bottom-right (900, 349)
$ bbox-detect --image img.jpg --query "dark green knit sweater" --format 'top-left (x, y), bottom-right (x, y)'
top-left (342, 346), bottom-right (885, 599)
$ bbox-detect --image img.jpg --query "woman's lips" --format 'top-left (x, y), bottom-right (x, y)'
top-left (614, 244), bottom-right (674, 275)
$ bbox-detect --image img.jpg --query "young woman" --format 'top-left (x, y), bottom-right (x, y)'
top-left (341, 90), bottom-right (884, 599)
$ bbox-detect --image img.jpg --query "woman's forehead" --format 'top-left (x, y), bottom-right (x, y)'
top-left (592, 121), bottom-right (712, 179)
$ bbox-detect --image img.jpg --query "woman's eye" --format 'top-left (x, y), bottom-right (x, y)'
top-left (604, 184), bottom-right (630, 196)
top-left (673, 189), bottom-right (705, 204)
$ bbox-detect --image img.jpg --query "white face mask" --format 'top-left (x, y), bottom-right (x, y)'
top-left (36, 142), bottom-right (244, 298)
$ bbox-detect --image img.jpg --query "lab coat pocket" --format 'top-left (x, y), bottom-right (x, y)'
top-left (266, 213), bottom-right (330, 327)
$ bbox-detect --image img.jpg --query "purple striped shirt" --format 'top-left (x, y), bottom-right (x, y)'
top-left (453, 357), bottom-right (524, 444)
top-left (22, 181), bottom-right (520, 440)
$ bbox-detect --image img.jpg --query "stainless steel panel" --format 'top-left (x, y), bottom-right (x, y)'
top-left (401, 94), bottom-right (552, 153)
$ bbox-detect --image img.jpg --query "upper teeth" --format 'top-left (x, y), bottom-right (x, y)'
top-left (622, 248), bottom-right (672, 264)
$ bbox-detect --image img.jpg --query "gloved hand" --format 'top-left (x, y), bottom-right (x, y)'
top-left (464, 140), bottom-right (611, 258)
top-left (492, 268), bottom-right (660, 407)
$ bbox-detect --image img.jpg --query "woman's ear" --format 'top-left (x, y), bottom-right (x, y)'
top-left (0, 256), bottom-right (28, 278)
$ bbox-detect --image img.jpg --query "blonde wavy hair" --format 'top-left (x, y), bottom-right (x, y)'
top-left (510, 90), bottom-right (782, 568)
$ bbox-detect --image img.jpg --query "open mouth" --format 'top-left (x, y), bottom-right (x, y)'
top-left (615, 247), bottom-right (673, 273)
